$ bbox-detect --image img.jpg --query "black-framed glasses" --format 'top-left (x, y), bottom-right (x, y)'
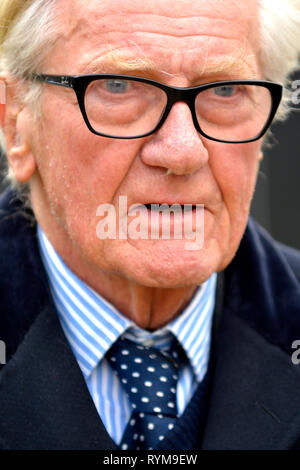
top-left (32, 73), bottom-right (283, 143)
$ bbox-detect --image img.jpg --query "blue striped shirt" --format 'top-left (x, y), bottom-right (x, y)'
top-left (37, 226), bottom-right (217, 446)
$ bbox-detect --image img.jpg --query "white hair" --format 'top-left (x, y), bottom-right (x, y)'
top-left (0, 0), bottom-right (299, 186)
top-left (259, 0), bottom-right (300, 119)
top-left (0, 0), bottom-right (57, 187)
top-left (260, 0), bottom-right (300, 82)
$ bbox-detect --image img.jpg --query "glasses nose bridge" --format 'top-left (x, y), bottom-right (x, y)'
top-left (168, 86), bottom-right (197, 113)
top-left (162, 85), bottom-right (199, 132)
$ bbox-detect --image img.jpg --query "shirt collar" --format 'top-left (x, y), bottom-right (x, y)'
top-left (37, 225), bottom-right (217, 381)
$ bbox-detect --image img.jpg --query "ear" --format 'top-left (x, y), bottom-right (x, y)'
top-left (2, 76), bottom-right (36, 183)
top-left (0, 80), bottom-right (5, 128)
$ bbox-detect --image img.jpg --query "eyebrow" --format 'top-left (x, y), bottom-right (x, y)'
top-left (84, 48), bottom-right (158, 74)
top-left (83, 48), bottom-right (258, 81)
top-left (198, 54), bottom-right (258, 80)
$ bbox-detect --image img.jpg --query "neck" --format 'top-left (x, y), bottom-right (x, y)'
top-left (47, 233), bottom-right (197, 329)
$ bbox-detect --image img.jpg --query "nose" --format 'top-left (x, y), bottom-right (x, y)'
top-left (140, 102), bottom-right (209, 176)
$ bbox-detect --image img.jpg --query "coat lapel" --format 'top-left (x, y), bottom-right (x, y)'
top-left (201, 219), bottom-right (300, 450)
top-left (202, 304), bottom-right (300, 450)
top-left (0, 189), bottom-right (117, 449)
top-left (0, 304), bottom-right (117, 450)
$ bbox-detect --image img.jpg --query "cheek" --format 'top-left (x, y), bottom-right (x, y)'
top-left (206, 141), bottom-right (261, 269)
top-left (210, 141), bottom-right (261, 212)
top-left (36, 93), bottom-right (143, 203)
top-left (35, 110), bottom-right (143, 216)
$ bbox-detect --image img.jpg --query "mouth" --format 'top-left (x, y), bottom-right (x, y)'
top-left (123, 201), bottom-right (204, 247)
top-left (144, 203), bottom-right (198, 212)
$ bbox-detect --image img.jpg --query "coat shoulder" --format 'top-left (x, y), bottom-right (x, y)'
top-left (224, 217), bottom-right (300, 355)
top-left (276, 241), bottom-right (300, 283)
top-left (0, 187), bottom-right (52, 367)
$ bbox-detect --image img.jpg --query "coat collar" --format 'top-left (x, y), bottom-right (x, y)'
top-left (0, 303), bottom-right (117, 450)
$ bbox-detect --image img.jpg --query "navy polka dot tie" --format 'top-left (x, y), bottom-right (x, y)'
top-left (106, 337), bottom-right (186, 450)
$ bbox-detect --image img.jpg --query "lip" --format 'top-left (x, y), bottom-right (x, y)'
top-left (116, 191), bottom-right (217, 216)
top-left (126, 202), bottom-right (209, 218)
top-left (143, 200), bottom-right (200, 205)
top-left (127, 203), bottom-right (202, 216)
top-left (134, 201), bottom-right (202, 207)
top-left (127, 203), bottom-right (204, 221)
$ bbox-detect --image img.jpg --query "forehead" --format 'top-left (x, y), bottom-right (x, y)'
top-left (49, 0), bottom-right (261, 80)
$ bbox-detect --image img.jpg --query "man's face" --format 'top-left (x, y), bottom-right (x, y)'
top-left (26, 0), bottom-right (262, 288)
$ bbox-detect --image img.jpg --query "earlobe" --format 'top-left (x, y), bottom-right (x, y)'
top-left (8, 136), bottom-right (36, 183)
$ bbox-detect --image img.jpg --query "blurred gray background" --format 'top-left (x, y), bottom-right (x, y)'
top-left (0, 75), bottom-right (299, 250)
top-left (250, 73), bottom-right (300, 250)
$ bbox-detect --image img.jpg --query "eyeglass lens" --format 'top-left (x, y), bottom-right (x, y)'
top-left (84, 78), bottom-right (272, 141)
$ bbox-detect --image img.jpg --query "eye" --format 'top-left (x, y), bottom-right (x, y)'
top-left (213, 85), bottom-right (236, 97)
top-left (104, 79), bottom-right (130, 94)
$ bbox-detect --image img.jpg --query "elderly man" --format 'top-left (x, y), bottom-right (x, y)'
top-left (0, 0), bottom-right (300, 451)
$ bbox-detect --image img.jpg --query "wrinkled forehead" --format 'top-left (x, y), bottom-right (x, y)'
top-left (58, 0), bottom-right (260, 31)
top-left (49, 0), bottom-right (261, 79)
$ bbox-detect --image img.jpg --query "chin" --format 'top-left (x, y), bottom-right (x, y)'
top-left (110, 238), bottom-right (221, 288)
